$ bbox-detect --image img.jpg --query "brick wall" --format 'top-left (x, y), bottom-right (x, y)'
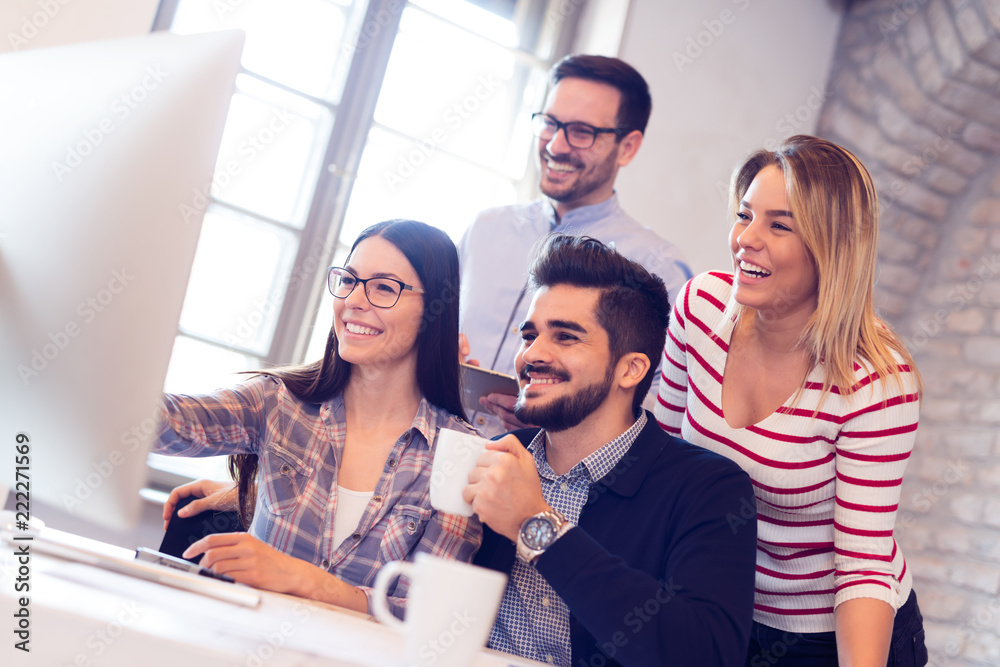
top-left (816, 1), bottom-right (1000, 664)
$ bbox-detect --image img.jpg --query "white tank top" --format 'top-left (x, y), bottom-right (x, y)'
top-left (332, 485), bottom-right (374, 550)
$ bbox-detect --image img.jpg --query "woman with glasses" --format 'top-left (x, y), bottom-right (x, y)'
top-left (153, 219), bottom-right (480, 617)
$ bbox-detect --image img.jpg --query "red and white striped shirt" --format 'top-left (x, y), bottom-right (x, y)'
top-left (654, 272), bottom-right (919, 633)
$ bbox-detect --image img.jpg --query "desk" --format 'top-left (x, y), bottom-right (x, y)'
top-left (1, 529), bottom-right (546, 667)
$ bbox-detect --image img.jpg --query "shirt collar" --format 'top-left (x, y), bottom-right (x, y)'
top-left (327, 394), bottom-right (440, 450)
top-left (545, 193), bottom-right (622, 232)
top-left (527, 411), bottom-right (647, 482)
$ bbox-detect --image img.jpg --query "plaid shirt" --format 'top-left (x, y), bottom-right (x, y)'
top-left (156, 375), bottom-right (482, 616)
top-left (488, 412), bottom-right (647, 666)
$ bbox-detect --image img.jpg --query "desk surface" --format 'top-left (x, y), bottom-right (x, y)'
top-left (1, 528), bottom-right (546, 667)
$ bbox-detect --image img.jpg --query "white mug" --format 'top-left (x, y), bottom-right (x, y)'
top-left (429, 428), bottom-right (488, 517)
top-left (371, 554), bottom-right (507, 667)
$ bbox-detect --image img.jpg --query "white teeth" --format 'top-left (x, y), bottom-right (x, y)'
top-left (529, 378), bottom-right (559, 384)
top-left (546, 159), bottom-right (576, 173)
top-left (739, 260), bottom-right (771, 277)
top-left (345, 322), bottom-right (381, 336)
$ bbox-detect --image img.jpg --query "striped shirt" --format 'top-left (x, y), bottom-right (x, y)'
top-left (654, 272), bottom-right (919, 633)
top-left (155, 375), bottom-right (482, 616)
top-left (488, 412), bottom-right (647, 666)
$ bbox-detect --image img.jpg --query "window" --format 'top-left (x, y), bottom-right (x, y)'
top-left (149, 0), bottom-right (582, 484)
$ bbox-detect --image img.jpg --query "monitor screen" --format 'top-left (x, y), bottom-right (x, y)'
top-left (0, 29), bottom-right (244, 531)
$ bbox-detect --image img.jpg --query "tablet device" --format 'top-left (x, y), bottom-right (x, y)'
top-left (135, 547), bottom-right (236, 583)
top-left (460, 363), bottom-right (520, 417)
top-left (1, 526), bottom-right (261, 607)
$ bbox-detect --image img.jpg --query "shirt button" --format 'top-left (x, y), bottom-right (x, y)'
top-left (387, 458), bottom-right (397, 468)
top-left (372, 496), bottom-right (382, 503)
top-left (545, 656), bottom-right (554, 664)
top-left (321, 559), bottom-right (330, 569)
top-left (407, 521), bottom-right (417, 534)
top-left (351, 533), bottom-right (361, 540)
top-left (559, 482), bottom-right (569, 491)
top-left (541, 597), bottom-right (551, 607)
top-left (280, 464), bottom-right (292, 475)
top-left (510, 326), bottom-right (518, 334)
top-left (476, 417), bottom-right (486, 425)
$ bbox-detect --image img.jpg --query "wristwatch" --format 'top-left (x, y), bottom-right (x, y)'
top-left (516, 509), bottom-right (571, 564)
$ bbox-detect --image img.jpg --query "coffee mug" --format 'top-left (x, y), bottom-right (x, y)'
top-left (429, 428), bottom-right (488, 517)
top-left (371, 553), bottom-right (507, 667)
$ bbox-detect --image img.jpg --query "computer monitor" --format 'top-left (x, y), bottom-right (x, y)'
top-left (0, 30), bottom-right (244, 531)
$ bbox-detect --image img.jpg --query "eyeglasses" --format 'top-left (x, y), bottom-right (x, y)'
top-left (530, 112), bottom-right (623, 149)
top-left (328, 267), bottom-right (425, 309)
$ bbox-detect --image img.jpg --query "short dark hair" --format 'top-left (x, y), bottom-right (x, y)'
top-left (527, 234), bottom-right (669, 413)
top-left (550, 54), bottom-right (652, 136)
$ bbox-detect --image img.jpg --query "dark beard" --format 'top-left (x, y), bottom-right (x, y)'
top-left (538, 147), bottom-right (618, 204)
top-left (514, 363), bottom-right (614, 432)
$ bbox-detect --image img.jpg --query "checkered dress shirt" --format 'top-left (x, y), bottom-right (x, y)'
top-left (488, 412), bottom-right (647, 666)
top-left (155, 375), bottom-right (482, 616)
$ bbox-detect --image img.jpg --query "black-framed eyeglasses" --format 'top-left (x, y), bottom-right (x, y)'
top-left (328, 267), bottom-right (425, 309)
top-left (530, 112), bottom-right (623, 149)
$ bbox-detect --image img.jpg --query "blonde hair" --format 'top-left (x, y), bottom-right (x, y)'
top-left (726, 135), bottom-right (921, 401)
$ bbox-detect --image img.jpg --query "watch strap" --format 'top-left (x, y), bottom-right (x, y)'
top-left (516, 509), bottom-right (571, 564)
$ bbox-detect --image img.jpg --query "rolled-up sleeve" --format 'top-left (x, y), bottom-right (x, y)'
top-left (832, 366), bottom-right (920, 609)
top-left (155, 376), bottom-right (270, 457)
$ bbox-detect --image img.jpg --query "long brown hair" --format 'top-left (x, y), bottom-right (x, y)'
top-left (230, 219), bottom-right (465, 528)
top-left (725, 135), bottom-right (921, 404)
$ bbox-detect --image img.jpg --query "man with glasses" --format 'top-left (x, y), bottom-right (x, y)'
top-left (458, 54), bottom-right (691, 437)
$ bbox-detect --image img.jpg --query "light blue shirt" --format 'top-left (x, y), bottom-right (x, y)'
top-left (458, 195), bottom-right (691, 436)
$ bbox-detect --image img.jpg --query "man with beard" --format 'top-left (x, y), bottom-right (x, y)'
top-left (463, 235), bottom-right (756, 667)
top-left (458, 54), bottom-right (691, 437)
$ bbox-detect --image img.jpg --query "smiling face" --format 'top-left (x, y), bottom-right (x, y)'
top-left (333, 235), bottom-right (424, 373)
top-left (513, 284), bottom-right (615, 432)
top-left (729, 164), bottom-right (819, 322)
top-left (537, 78), bottom-right (641, 217)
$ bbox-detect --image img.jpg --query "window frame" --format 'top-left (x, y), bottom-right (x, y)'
top-left (148, 0), bottom-right (585, 486)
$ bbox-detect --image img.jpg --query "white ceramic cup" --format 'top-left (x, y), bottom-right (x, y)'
top-left (371, 553), bottom-right (507, 667)
top-left (429, 428), bottom-right (488, 517)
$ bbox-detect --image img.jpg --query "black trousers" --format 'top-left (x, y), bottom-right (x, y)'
top-left (744, 590), bottom-right (928, 666)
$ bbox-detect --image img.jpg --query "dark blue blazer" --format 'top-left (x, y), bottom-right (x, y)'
top-left (474, 412), bottom-right (757, 666)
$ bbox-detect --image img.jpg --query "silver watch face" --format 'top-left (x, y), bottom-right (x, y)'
top-left (522, 517), bottom-right (556, 550)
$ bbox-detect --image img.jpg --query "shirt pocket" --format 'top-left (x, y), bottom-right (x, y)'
top-left (378, 504), bottom-right (433, 563)
top-left (260, 447), bottom-right (313, 517)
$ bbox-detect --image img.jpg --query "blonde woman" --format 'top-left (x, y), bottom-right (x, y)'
top-left (655, 136), bottom-right (926, 666)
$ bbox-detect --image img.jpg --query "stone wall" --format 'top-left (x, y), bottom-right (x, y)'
top-left (816, 1), bottom-right (1000, 664)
